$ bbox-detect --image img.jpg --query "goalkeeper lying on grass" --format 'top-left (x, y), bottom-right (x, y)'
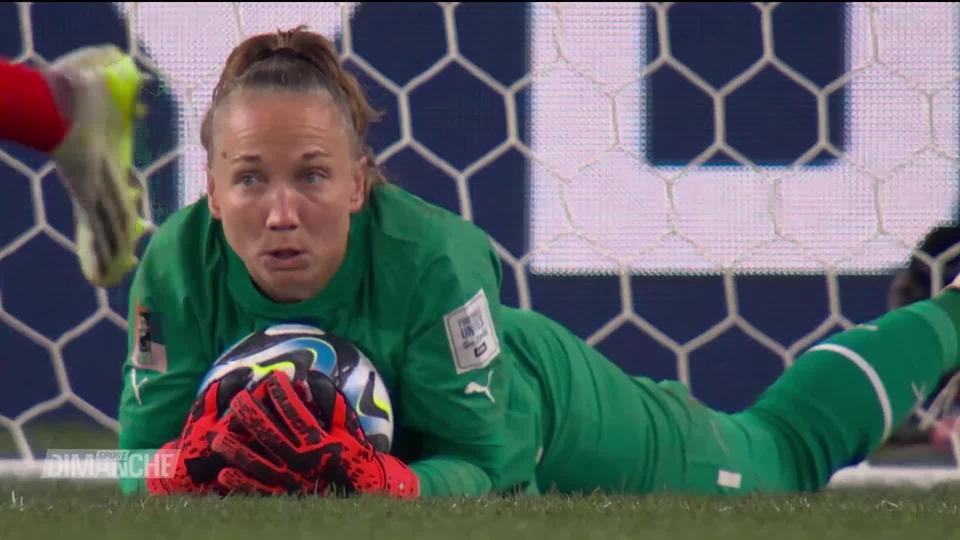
top-left (121, 26), bottom-right (960, 498)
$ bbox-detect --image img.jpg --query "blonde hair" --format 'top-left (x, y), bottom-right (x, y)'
top-left (201, 26), bottom-right (386, 192)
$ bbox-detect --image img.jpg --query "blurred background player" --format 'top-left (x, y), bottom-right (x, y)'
top-left (0, 47), bottom-right (146, 287)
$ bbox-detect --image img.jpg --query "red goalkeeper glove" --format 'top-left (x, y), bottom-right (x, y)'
top-left (145, 370), bottom-right (248, 495)
top-left (211, 371), bottom-right (419, 498)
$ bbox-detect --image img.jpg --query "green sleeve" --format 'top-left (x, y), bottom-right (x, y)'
top-left (399, 238), bottom-right (528, 497)
top-left (116, 232), bottom-right (211, 495)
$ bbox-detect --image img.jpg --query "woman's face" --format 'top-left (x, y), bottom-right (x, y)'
top-left (207, 91), bottom-right (366, 302)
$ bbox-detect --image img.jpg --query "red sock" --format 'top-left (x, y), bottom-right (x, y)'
top-left (0, 60), bottom-right (70, 152)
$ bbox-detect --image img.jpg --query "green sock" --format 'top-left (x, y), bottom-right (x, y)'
top-left (747, 289), bottom-right (960, 490)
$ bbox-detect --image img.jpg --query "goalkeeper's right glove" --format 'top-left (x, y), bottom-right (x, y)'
top-left (145, 370), bottom-right (248, 495)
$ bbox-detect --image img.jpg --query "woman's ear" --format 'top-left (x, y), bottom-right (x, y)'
top-left (207, 172), bottom-right (222, 220)
top-left (349, 155), bottom-right (368, 213)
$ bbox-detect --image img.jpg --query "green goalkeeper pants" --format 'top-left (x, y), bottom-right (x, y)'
top-left (508, 292), bottom-right (960, 495)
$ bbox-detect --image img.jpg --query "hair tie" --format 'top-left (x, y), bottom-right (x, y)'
top-left (256, 47), bottom-right (323, 72)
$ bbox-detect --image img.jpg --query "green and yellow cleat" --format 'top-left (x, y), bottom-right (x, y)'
top-left (49, 45), bottom-right (149, 288)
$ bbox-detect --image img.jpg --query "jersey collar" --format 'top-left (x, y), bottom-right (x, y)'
top-left (224, 206), bottom-right (370, 321)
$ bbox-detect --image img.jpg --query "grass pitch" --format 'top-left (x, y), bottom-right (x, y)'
top-left (3, 419), bottom-right (959, 539)
top-left (1, 480), bottom-right (958, 540)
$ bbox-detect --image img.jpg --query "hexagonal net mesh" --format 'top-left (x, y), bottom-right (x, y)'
top-left (2, 2), bottom-right (960, 486)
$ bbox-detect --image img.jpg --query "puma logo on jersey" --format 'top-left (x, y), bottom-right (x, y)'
top-left (130, 368), bottom-right (149, 406)
top-left (465, 370), bottom-right (495, 404)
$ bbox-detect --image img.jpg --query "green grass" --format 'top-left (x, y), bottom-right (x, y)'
top-left (0, 417), bottom-right (957, 540)
top-left (0, 417), bottom-right (117, 458)
top-left (1, 481), bottom-right (960, 540)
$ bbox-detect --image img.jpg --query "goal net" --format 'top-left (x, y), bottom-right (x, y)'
top-left (1, 2), bottom-right (960, 487)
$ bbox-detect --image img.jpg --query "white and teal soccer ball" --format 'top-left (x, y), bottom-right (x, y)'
top-left (198, 323), bottom-right (394, 453)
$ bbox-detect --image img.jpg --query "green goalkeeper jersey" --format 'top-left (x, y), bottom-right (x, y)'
top-left (119, 183), bottom-right (701, 496)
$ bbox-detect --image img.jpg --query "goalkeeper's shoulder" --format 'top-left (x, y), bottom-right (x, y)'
top-left (368, 184), bottom-right (499, 277)
top-left (136, 197), bottom-right (221, 281)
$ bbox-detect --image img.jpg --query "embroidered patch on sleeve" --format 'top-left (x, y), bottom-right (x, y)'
top-left (443, 289), bottom-right (501, 374)
top-left (131, 303), bottom-right (168, 374)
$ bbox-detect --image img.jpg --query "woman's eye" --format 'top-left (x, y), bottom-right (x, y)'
top-left (236, 173), bottom-right (260, 187)
top-left (304, 170), bottom-right (328, 184)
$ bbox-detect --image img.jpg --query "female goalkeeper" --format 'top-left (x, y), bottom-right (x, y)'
top-left (121, 26), bottom-right (960, 498)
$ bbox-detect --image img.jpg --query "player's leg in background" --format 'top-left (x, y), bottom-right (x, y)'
top-left (0, 50), bottom-right (147, 287)
top-left (0, 59), bottom-right (70, 152)
top-left (743, 288), bottom-right (960, 491)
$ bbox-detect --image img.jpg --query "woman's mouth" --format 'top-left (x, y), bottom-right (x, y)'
top-left (264, 249), bottom-right (307, 269)
top-left (270, 249), bottom-right (302, 260)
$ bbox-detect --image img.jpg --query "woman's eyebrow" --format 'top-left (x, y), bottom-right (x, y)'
top-left (301, 150), bottom-right (329, 161)
top-left (231, 153), bottom-right (261, 163)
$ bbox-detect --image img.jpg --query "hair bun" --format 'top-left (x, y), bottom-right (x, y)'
top-left (256, 47), bottom-right (322, 72)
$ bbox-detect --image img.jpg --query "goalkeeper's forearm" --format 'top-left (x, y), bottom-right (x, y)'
top-left (410, 456), bottom-right (494, 497)
top-left (117, 428), bottom-right (166, 496)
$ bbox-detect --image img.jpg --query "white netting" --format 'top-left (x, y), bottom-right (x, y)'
top-left (2, 2), bottom-right (960, 486)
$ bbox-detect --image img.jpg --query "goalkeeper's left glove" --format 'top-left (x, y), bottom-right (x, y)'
top-left (211, 371), bottom-right (420, 498)
top-left (145, 369), bottom-right (249, 495)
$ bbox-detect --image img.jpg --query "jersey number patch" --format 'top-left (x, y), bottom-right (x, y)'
top-left (443, 289), bottom-right (501, 374)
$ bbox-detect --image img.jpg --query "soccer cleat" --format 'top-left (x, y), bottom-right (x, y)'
top-left (49, 45), bottom-right (148, 287)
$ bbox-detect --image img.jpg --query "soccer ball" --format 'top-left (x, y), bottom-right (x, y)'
top-left (197, 323), bottom-right (394, 453)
